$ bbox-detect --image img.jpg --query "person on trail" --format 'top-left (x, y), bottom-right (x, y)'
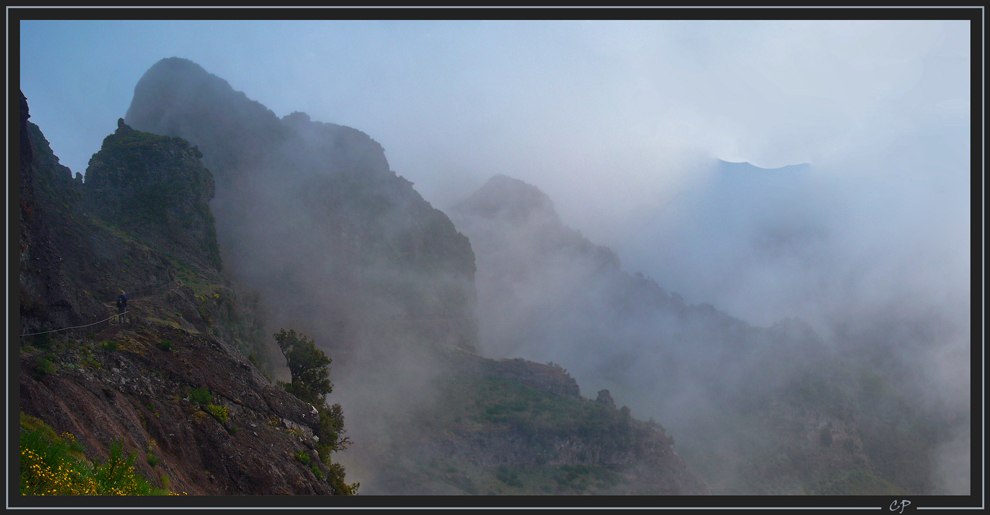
top-left (116, 290), bottom-right (128, 324)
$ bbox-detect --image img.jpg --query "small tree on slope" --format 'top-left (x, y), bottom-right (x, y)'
top-left (274, 328), bottom-right (357, 495)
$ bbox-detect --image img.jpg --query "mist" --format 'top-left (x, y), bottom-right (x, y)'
top-left (453, 142), bottom-right (972, 494)
top-left (444, 116), bottom-right (970, 494)
top-left (448, 151), bottom-right (970, 493)
top-left (17, 14), bottom-right (974, 496)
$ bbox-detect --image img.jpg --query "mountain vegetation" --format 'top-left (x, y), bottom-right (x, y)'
top-left (273, 328), bottom-right (356, 494)
top-left (20, 412), bottom-right (178, 496)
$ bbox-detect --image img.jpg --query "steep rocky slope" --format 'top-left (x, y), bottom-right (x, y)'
top-left (19, 323), bottom-right (333, 496)
top-left (17, 94), bottom-right (343, 496)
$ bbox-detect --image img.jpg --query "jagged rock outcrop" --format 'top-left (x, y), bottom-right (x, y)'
top-left (19, 91), bottom-right (106, 333)
top-left (595, 389), bottom-right (616, 407)
top-left (84, 118), bottom-right (220, 270)
top-left (356, 351), bottom-right (709, 495)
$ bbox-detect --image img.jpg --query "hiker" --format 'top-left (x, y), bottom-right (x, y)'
top-left (116, 290), bottom-right (128, 323)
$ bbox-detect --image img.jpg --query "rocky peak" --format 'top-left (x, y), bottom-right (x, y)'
top-left (124, 57), bottom-right (286, 180)
top-left (451, 174), bottom-right (619, 268)
top-left (86, 119), bottom-right (209, 195)
top-left (123, 57), bottom-right (479, 361)
top-left (454, 174), bottom-right (561, 226)
top-left (84, 119), bottom-right (220, 270)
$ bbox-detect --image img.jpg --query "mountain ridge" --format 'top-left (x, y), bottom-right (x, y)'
top-left (17, 57), bottom-right (712, 499)
top-left (125, 56), bottom-right (479, 365)
top-left (716, 159), bottom-right (811, 173)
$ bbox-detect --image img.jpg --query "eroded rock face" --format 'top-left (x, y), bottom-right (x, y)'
top-left (19, 101), bottom-right (219, 336)
top-left (19, 323), bottom-right (330, 496)
top-left (19, 92), bottom-right (106, 333)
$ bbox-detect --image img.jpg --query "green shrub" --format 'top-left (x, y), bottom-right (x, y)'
top-left (326, 462), bottom-right (358, 496)
top-left (81, 348), bottom-right (100, 370)
top-left (204, 404), bottom-right (229, 424)
top-left (274, 329), bottom-right (332, 406)
top-left (295, 449), bottom-right (311, 465)
top-left (157, 340), bottom-right (174, 352)
top-left (21, 427), bottom-right (97, 495)
top-left (31, 333), bottom-right (53, 351)
top-left (31, 355), bottom-right (55, 380)
top-left (189, 387), bottom-right (211, 405)
top-left (101, 340), bottom-right (118, 352)
top-left (275, 328), bottom-right (357, 495)
top-left (496, 465), bottom-right (523, 487)
top-left (92, 441), bottom-right (162, 495)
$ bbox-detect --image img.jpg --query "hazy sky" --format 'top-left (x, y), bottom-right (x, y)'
top-left (16, 12), bottom-right (974, 328)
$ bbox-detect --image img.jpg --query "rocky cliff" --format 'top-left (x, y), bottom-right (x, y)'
top-left (84, 118), bottom-right (220, 270)
top-left (124, 57), bottom-right (478, 365)
top-left (17, 93), bottom-right (343, 496)
top-left (19, 91), bottom-right (105, 334)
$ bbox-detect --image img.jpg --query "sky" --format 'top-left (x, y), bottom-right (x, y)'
top-left (16, 12), bottom-right (974, 330)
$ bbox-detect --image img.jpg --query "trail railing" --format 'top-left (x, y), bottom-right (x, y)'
top-left (18, 280), bottom-right (178, 341)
